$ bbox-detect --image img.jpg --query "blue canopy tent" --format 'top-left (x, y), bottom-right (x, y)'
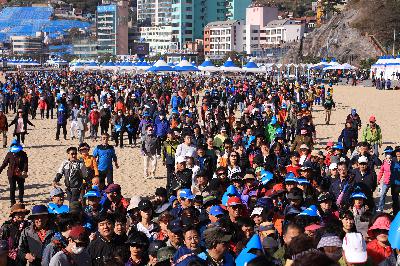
top-left (174, 57), bottom-right (199, 72)
top-left (220, 57), bottom-right (242, 72)
top-left (146, 58), bottom-right (175, 72)
top-left (198, 58), bottom-right (219, 72)
top-left (242, 59), bottom-right (264, 73)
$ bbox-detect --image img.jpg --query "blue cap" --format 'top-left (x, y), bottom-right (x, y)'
top-left (350, 192), bottom-right (367, 200)
top-left (384, 146), bottom-right (394, 153)
top-left (84, 190), bottom-right (101, 198)
top-left (297, 178), bottom-right (310, 185)
top-left (261, 170), bottom-right (273, 185)
top-left (169, 195), bottom-right (177, 205)
top-left (301, 103), bottom-right (308, 109)
top-left (226, 185), bottom-right (239, 196)
top-left (10, 145), bottom-right (23, 153)
top-left (270, 116), bottom-right (277, 125)
top-left (179, 189), bottom-right (195, 200)
top-left (298, 205), bottom-right (319, 217)
top-left (275, 127), bottom-right (283, 135)
top-left (285, 174), bottom-right (298, 183)
top-left (209, 205), bottom-right (224, 217)
top-left (333, 142), bottom-right (344, 150)
top-left (281, 103), bottom-right (287, 109)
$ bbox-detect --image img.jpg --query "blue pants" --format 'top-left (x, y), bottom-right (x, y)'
top-left (377, 183), bottom-right (390, 211)
top-left (314, 97), bottom-right (321, 105)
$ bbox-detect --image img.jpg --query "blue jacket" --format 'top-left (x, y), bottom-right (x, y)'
top-left (93, 145), bottom-right (117, 171)
top-left (391, 158), bottom-right (400, 185)
top-left (171, 95), bottom-right (182, 110)
top-left (154, 117), bottom-right (170, 138)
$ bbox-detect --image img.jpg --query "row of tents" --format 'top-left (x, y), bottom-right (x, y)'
top-left (69, 57), bottom-right (357, 74)
top-left (370, 55), bottom-right (400, 80)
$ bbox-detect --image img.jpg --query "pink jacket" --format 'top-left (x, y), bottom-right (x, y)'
top-left (378, 160), bottom-right (391, 185)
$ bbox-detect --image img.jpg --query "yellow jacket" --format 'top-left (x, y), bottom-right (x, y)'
top-left (79, 154), bottom-right (99, 177)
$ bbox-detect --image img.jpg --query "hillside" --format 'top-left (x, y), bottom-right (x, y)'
top-left (284, 0), bottom-right (400, 64)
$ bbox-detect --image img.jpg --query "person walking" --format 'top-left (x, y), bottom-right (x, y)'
top-left (69, 104), bottom-right (79, 140)
top-left (93, 133), bottom-right (119, 186)
top-left (361, 115), bottom-right (382, 157)
top-left (8, 110), bottom-right (34, 146)
top-left (141, 125), bottom-right (161, 179)
top-left (125, 109), bottom-right (140, 147)
top-left (89, 105), bottom-right (100, 141)
top-left (76, 106), bottom-right (88, 144)
top-left (0, 140), bottom-right (28, 206)
top-left (323, 92), bottom-right (335, 125)
top-left (55, 105), bottom-right (68, 141)
top-left (113, 110), bottom-right (126, 148)
top-left (53, 147), bottom-right (87, 202)
top-left (0, 108), bottom-right (8, 148)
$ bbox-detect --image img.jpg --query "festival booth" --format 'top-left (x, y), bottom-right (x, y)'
top-left (371, 56), bottom-right (400, 80)
top-left (46, 58), bottom-right (68, 68)
top-left (242, 59), bottom-right (265, 73)
top-left (146, 58), bottom-right (175, 72)
top-left (198, 58), bottom-right (220, 73)
top-left (220, 57), bottom-right (242, 73)
top-left (174, 58), bottom-right (199, 72)
top-left (6, 58), bottom-right (40, 68)
top-left (134, 60), bottom-right (151, 72)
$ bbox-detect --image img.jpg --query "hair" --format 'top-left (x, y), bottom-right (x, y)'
top-left (183, 225), bottom-right (199, 237)
top-left (55, 213), bottom-right (76, 232)
top-left (283, 223), bottom-right (304, 236)
top-left (339, 210), bottom-right (354, 220)
top-left (286, 234), bottom-right (315, 259)
top-left (292, 251), bottom-right (337, 266)
top-left (237, 216), bottom-right (255, 229)
top-left (247, 255), bottom-right (276, 266)
top-left (66, 147), bottom-right (77, 153)
top-left (158, 212), bottom-right (173, 224)
top-left (114, 214), bottom-right (127, 224)
top-left (101, 132), bottom-right (110, 138)
top-left (96, 213), bottom-right (115, 225)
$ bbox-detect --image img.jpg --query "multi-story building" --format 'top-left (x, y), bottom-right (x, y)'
top-left (73, 39), bottom-right (98, 58)
top-left (139, 25), bottom-right (174, 54)
top-left (264, 19), bottom-right (305, 45)
top-left (11, 33), bottom-right (46, 55)
top-left (203, 20), bottom-right (244, 59)
top-left (225, 0), bottom-right (252, 20)
top-left (96, 0), bottom-right (129, 55)
top-left (136, 0), bottom-right (172, 26)
top-left (245, 5), bottom-right (279, 56)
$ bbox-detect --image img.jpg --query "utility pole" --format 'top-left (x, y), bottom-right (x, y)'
top-left (393, 28), bottom-right (396, 57)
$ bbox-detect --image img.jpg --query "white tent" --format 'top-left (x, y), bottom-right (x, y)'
top-left (198, 58), bottom-right (220, 72)
top-left (371, 56), bottom-right (400, 80)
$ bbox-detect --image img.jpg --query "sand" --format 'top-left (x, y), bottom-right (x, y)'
top-left (0, 84), bottom-right (398, 223)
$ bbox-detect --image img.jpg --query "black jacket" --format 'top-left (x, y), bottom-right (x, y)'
top-left (87, 234), bottom-right (129, 265)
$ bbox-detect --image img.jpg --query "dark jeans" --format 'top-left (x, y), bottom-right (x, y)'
top-left (15, 133), bottom-right (25, 144)
top-left (9, 176), bottom-right (25, 205)
top-left (46, 107), bottom-right (54, 119)
top-left (100, 123), bottom-right (109, 135)
top-left (99, 168), bottom-right (114, 186)
top-left (66, 187), bottom-right (81, 203)
top-left (166, 164), bottom-right (174, 195)
top-left (114, 131), bottom-right (124, 148)
top-left (56, 124), bottom-right (67, 139)
top-left (392, 185), bottom-right (400, 216)
top-left (127, 132), bottom-right (137, 145)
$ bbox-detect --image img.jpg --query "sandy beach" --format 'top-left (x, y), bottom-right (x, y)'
top-left (0, 84), bottom-right (398, 223)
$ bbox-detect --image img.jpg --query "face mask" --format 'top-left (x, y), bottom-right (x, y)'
top-left (71, 244), bottom-right (84, 255)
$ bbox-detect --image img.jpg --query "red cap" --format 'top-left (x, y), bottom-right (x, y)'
top-left (69, 225), bottom-right (89, 242)
top-left (369, 115), bottom-right (376, 122)
top-left (227, 196), bottom-right (242, 207)
top-left (326, 141), bottom-right (334, 148)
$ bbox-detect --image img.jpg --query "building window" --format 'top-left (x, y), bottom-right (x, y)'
top-left (186, 15), bottom-right (192, 19)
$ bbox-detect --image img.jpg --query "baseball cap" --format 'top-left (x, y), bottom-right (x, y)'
top-left (369, 115), bottom-right (376, 122)
top-left (138, 199), bottom-right (153, 211)
top-left (318, 192), bottom-right (332, 203)
top-left (69, 225), bottom-right (89, 244)
top-left (227, 196), bottom-right (242, 207)
top-left (204, 227), bottom-right (232, 246)
top-left (179, 189), bottom-right (195, 200)
top-left (157, 247), bottom-right (176, 263)
top-left (209, 205), bottom-right (224, 217)
top-left (105, 184), bottom-right (121, 193)
top-left (358, 156), bottom-right (368, 164)
top-left (317, 235), bottom-right (342, 249)
top-left (149, 240), bottom-right (166, 256)
top-left (50, 187), bottom-right (64, 198)
top-left (329, 163), bottom-right (338, 170)
top-left (176, 156), bottom-right (186, 164)
top-left (167, 219), bottom-right (183, 234)
top-left (251, 207), bottom-right (263, 217)
top-left (84, 189), bottom-right (101, 198)
top-left (342, 233), bottom-right (367, 264)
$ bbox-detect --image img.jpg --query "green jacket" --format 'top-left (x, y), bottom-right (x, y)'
top-left (162, 140), bottom-right (179, 165)
top-left (266, 124), bottom-right (280, 143)
top-left (361, 124), bottom-right (382, 145)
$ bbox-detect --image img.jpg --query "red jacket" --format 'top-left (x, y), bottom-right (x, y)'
top-left (367, 239), bottom-right (392, 265)
top-left (89, 110), bottom-right (100, 125)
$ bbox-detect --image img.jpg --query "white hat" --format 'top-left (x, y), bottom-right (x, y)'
top-left (358, 156), bottom-right (368, 164)
top-left (342, 233), bottom-right (367, 264)
top-left (251, 207), bottom-right (263, 217)
top-left (176, 156), bottom-right (186, 164)
top-left (127, 196), bottom-right (142, 211)
top-left (300, 144), bottom-right (309, 150)
top-left (329, 163), bottom-right (338, 170)
top-left (184, 151), bottom-right (195, 158)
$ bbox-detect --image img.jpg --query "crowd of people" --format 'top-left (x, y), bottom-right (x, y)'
top-left (0, 70), bottom-right (398, 266)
